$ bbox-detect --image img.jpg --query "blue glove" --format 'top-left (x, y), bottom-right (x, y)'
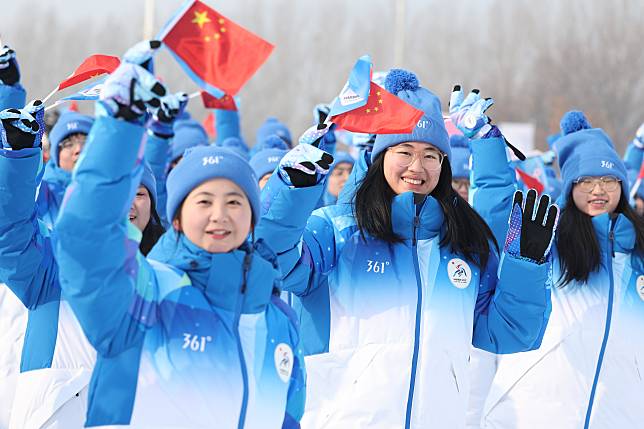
top-left (449, 86), bottom-right (495, 139)
top-left (0, 46), bottom-right (20, 86)
top-left (504, 189), bottom-right (559, 264)
top-left (313, 103), bottom-right (330, 125)
top-left (279, 141), bottom-right (334, 188)
top-left (0, 101), bottom-right (42, 150)
top-left (148, 92), bottom-right (189, 138)
top-left (98, 62), bottom-right (166, 122)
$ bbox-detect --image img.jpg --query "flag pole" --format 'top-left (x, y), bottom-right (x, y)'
top-left (188, 91), bottom-right (200, 99)
top-left (41, 86), bottom-right (60, 104)
top-left (143, 0), bottom-right (155, 40)
top-left (44, 101), bottom-right (66, 112)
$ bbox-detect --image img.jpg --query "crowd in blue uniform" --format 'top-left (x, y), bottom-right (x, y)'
top-left (0, 39), bottom-right (642, 429)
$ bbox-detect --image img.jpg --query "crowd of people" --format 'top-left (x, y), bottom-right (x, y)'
top-left (0, 39), bottom-right (642, 429)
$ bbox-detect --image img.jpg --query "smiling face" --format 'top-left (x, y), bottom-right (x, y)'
top-left (173, 178), bottom-right (253, 253)
top-left (383, 142), bottom-right (443, 195)
top-left (129, 186), bottom-right (152, 232)
top-left (572, 176), bottom-right (621, 216)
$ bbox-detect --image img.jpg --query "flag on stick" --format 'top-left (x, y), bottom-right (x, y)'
top-left (158, 0), bottom-right (274, 97)
top-left (516, 167), bottom-right (545, 195)
top-left (201, 91), bottom-right (237, 110)
top-left (42, 54), bottom-right (120, 103)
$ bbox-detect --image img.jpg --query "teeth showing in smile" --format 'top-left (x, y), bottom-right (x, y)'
top-left (402, 177), bottom-right (423, 185)
top-left (589, 199), bottom-right (607, 205)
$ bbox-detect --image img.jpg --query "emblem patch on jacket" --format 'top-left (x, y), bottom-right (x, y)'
top-left (447, 258), bottom-right (471, 289)
top-left (637, 275), bottom-right (644, 302)
top-left (275, 343), bottom-right (294, 382)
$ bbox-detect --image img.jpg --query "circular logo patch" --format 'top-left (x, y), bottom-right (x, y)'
top-left (637, 275), bottom-right (644, 302)
top-left (447, 258), bottom-right (472, 289)
top-left (274, 343), bottom-right (294, 383)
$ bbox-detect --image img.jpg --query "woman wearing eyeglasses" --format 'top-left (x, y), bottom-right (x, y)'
top-left (469, 110), bottom-right (644, 429)
top-left (257, 69), bottom-right (560, 429)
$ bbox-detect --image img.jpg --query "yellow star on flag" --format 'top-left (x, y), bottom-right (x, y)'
top-left (192, 11), bottom-right (211, 29)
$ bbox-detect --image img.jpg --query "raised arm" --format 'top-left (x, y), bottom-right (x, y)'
top-left (0, 46), bottom-right (26, 110)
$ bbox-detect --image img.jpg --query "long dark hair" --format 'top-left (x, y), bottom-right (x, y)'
top-left (354, 152), bottom-right (498, 269)
top-left (556, 190), bottom-right (644, 286)
top-left (139, 198), bottom-right (165, 256)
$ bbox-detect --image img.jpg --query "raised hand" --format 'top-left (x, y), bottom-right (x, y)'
top-left (149, 92), bottom-right (189, 138)
top-left (449, 85), bottom-right (494, 139)
top-left (0, 101), bottom-right (42, 150)
top-left (504, 189), bottom-right (559, 264)
top-left (0, 46), bottom-right (20, 86)
top-left (279, 143), bottom-right (334, 188)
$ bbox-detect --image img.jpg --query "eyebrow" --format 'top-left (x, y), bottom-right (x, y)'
top-left (192, 191), bottom-right (245, 198)
top-left (397, 143), bottom-right (440, 152)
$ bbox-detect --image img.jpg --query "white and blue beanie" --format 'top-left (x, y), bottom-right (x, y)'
top-left (249, 148), bottom-right (287, 179)
top-left (372, 69), bottom-right (450, 162)
top-left (168, 118), bottom-right (209, 164)
top-left (256, 117), bottom-right (292, 148)
top-left (555, 110), bottom-right (628, 201)
top-left (48, 111), bottom-right (94, 166)
top-left (166, 146), bottom-right (260, 224)
top-left (219, 136), bottom-right (250, 160)
top-left (449, 134), bottom-right (470, 179)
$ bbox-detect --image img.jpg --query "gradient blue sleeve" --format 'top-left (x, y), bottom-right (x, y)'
top-left (0, 83), bottom-right (26, 110)
top-left (255, 172), bottom-right (334, 295)
top-left (0, 147), bottom-right (59, 308)
top-left (472, 252), bottom-right (552, 353)
top-left (143, 132), bottom-right (170, 227)
top-left (623, 142), bottom-right (643, 171)
top-left (470, 137), bottom-right (517, 245)
top-left (55, 116), bottom-right (152, 356)
top-left (214, 108), bottom-right (240, 145)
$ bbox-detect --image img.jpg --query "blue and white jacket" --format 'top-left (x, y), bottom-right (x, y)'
top-left (471, 138), bottom-right (644, 429)
top-left (0, 130), bottom-right (95, 429)
top-left (54, 115), bottom-right (305, 428)
top-left (256, 157), bottom-right (552, 429)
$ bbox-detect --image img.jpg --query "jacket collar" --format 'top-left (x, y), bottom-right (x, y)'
top-left (42, 161), bottom-right (71, 188)
top-left (148, 229), bottom-right (278, 314)
top-left (591, 212), bottom-right (635, 254)
top-left (391, 192), bottom-right (444, 241)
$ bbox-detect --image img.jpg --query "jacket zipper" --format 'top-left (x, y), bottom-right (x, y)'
top-left (235, 253), bottom-right (252, 429)
top-left (583, 220), bottom-right (615, 429)
top-left (404, 211), bottom-right (422, 429)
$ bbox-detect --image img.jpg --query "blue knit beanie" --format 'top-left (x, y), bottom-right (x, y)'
top-left (166, 146), bottom-right (260, 225)
top-left (372, 69), bottom-right (449, 162)
top-left (49, 112), bottom-right (94, 166)
top-left (449, 135), bottom-right (471, 179)
top-left (139, 161), bottom-right (157, 208)
top-left (255, 134), bottom-right (289, 151)
top-left (555, 111), bottom-right (628, 201)
top-left (256, 117), bottom-right (292, 148)
top-left (219, 136), bottom-right (250, 160)
top-left (169, 118), bottom-right (210, 164)
top-left (249, 148), bottom-right (287, 179)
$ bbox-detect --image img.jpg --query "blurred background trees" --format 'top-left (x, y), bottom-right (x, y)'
top-left (3, 0), bottom-right (643, 152)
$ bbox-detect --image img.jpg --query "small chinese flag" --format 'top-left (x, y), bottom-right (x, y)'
top-left (331, 82), bottom-right (424, 134)
top-left (57, 55), bottom-right (121, 91)
top-left (160, 0), bottom-right (274, 97)
top-left (68, 100), bottom-right (79, 112)
top-left (516, 167), bottom-right (545, 195)
top-left (201, 91), bottom-right (237, 111)
top-left (202, 112), bottom-right (216, 138)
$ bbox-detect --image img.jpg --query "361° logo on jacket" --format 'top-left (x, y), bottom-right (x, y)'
top-left (274, 343), bottom-right (294, 383)
top-left (447, 258), bottom-right (471, 289)
top-left (637, 275), bottom-right (644, 302)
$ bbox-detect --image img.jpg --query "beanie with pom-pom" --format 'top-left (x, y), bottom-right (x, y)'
top-left (371, 69), bottom-right (449, 162)
top-left (554, 110), bottom-right (628, 204)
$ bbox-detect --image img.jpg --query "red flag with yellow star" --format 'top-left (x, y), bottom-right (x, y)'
top-left (57, 54), bottom-right (121, 91)
top-left (330, 82), bottom-right (424, 134)
top-left (200, 91), bottom-right (237, 111)
top-left (159, 0), bottom-right (274, 97)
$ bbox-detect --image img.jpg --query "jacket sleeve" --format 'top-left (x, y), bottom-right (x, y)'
top-left (143, 131), bottom-right (170, 226)
top-left (255, 173), bottom-right (337, 296)
top-left (214, 108), bottom-right (240, 145)
top-left (55, 115), bottom-right (154, 356)
top-left (472, 251), bottom-right (552, 354)
top-left (623, 141), bottom-right (643, 171)
top-left (0, 147), bottom-right (60, 309)
top-left (470, 137), bottom-right (517, 245)
top-left (0, 83), bottom-right (26, 110)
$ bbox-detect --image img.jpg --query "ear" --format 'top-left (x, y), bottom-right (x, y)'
top-left (172, 218), bottom-right (181, 231)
